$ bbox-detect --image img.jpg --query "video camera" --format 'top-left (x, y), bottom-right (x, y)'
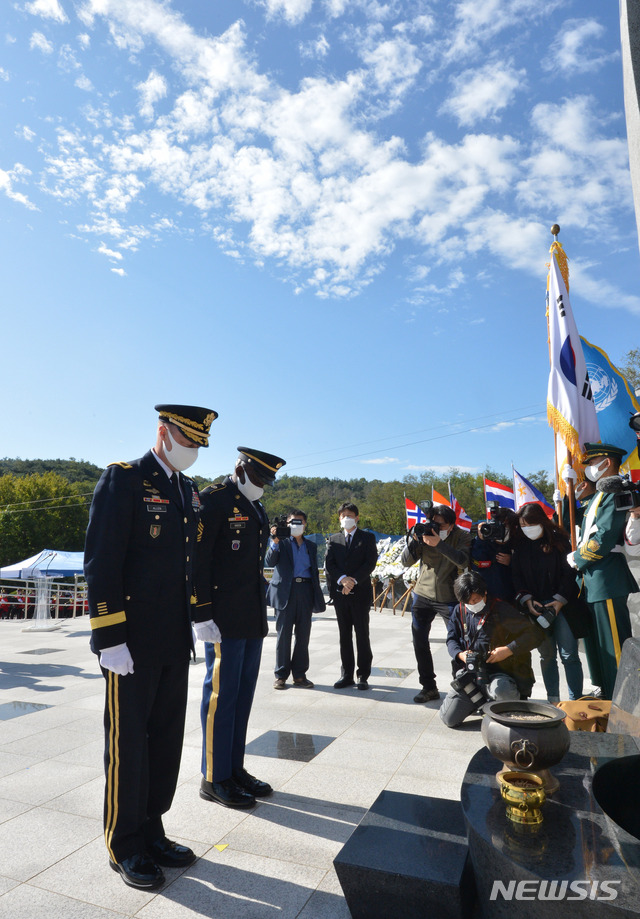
top-left (596, 475), bottom-right (640, 512)
top-left (478, 501), bottom-right (507, 542)
top-left (451, 648), bottom-right (489, 711)
top-left (410, 501), bottom-right (438, 539)
top-left (271, 515), bottom-right (291, 540)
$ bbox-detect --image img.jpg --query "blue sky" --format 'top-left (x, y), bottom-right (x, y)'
top-left (1, 0), bottom-right (638, 485)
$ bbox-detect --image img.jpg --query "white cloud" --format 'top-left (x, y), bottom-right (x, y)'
top-left (97, 242), bottom-right (123, 260)
top-left (543, 19), bottom-right (617, 75)
top-left (0, 67), bottom-right (8, 81)
top-left (361, 457), bottom-right (400, 464)
top-left (0, 165), bottom-right (38, 210)
top-left (25, 0), bottom-right (68, 23)
top-left (404, 464), bottom-right (479, 473)
top-left (137, 70), bottom-right (168, 120)
top-left (299, 33), bottom-right (329, 59)
top-left (78, 33), bottom-right (91, 49)
top-left (17, 125), bottom-right (36, 141)
top-left (258, 0), bottom-right (313, 24)
top-left (361, 35), bottom-right (422, 98)
top-left (30, 31), bottom-right (54, 53)
top-left (110, 267), bottom-right (126, 275)
top-left (75, 74), bottom-right (93, 91)
top-left (441, 61), bottom-right (525, 127)
top-left (447, 0), bottom-right (563, 59)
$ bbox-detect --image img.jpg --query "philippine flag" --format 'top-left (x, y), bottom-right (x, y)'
top-left (405, 497), bottom-right (429, 531)
top-left (484, 478), bottom-right (516, 511)
top-left (513, 469), bottom-right (554, 518)
top-left (450, 490), bottom-right (473, 531)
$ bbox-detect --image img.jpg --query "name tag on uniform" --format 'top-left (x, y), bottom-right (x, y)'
top-left (230, 521), bottom-right (246, 529)
top-left (148, 505), bottom-right (167, 513)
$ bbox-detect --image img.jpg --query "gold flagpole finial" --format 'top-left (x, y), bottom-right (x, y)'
top-left (548, 223), bottom-right (568, 291)
top-left (550, 223), bottom-right (560, 239)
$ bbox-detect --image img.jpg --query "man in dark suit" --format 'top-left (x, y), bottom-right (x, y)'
top-left (325, 502), bottom-right (378, 690)
top-left (195, 447), bottom-right (286, 809)
top-left (266, 509), bottom-right (326, 689)
top-left (84, 403), bottom-right (217, 890)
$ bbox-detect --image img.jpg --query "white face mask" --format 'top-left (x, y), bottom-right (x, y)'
top-left (466, 599), bottom-right (486, 614)
top-left (237, 474), bottom-right (264, 502)
top-left (165, 428), bottom-right (199, 472)
top-left (289, 523), bottom-right (304, 537)
top-left (584, 459), bottom-right (608, 482)
top-left (439, 528), bottom-right (450, 540)
top-left (341, 516), bottom-right (357, 530)
top-left (521, 524), bottom-right (543, 540)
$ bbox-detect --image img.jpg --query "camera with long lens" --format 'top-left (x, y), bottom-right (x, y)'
top-left (411, 500), bottom-right (437, 539)
top-left (478, 501), bottom-right (506, 542)
top-left (529, 602), bottom-right (557, 630)
top-left (451, 647), bottom-right (489, 711)
top-left (271, 515), bottom-right (291, 540)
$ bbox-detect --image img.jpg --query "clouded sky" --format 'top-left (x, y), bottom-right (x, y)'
top-left (2, 0), bottom-right (638, 484)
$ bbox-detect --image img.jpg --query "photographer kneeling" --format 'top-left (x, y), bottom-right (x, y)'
top-left (439, 572), bottom-right (544, 728)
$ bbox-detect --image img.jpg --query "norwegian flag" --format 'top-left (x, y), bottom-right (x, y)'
top-left (449, 489), bottom-right (473, 531)
top-left (405, 497), bottom-right (429, 531)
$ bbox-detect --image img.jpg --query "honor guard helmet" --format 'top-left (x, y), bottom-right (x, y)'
top-left (155, 404), bottom-right (218, 447)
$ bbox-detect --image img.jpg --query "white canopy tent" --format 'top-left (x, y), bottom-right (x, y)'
top-left (0, 549), bottom-right (84, 579)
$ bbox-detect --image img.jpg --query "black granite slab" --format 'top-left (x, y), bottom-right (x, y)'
top-left (608, 638), bottom-right (640, 750)
top-left (20, 648), bottom-right (63, 655)
top-left (244, 730), bottom-right (334, 762)
top-left (462, 734), bottom-right (640, 919)
top-left (0, 701), bottom-right (52, 720)
top-left (334, 790), bottom-right (475, 919)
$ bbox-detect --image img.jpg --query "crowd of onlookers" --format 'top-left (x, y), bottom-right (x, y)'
top-left (0, 587), bottom-right (88, 619)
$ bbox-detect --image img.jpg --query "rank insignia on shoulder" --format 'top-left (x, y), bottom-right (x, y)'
top-left (232, 540), bottom-right (240, 551)
top-left (150, 525), bottom-right (161, 538)
top-left (108, 461), bottom-right (133, 469)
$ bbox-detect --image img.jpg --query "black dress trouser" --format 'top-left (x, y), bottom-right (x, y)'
top-left (102, 659), bottom-right (189, 863)
top-left (334, 593), bottom-right (373, 680)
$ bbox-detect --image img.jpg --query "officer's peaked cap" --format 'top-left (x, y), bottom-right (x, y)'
top-left (237, 447), bottom-right (286, 485)
top-left (581, 441), bottom-right (626, 462)
top-left (155, 404), bottom-right (218, 447)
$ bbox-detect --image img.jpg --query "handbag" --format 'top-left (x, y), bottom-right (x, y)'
top-left (556, 697), bottom-right (611, 732)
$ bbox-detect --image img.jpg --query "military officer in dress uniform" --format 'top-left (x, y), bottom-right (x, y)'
top-left (84, 403), bottom-right (218, 890)
top-left (195, 447), bottom-right (285, 808)
top-left (568, 442), bottom-right (639, 699)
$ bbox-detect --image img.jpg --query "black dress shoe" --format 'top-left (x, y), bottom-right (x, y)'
top-left (233, 767), bottom-right (273, 797)
top-left (109, 854), bottom-right (165, 890)
top-left (200, 777), bottom-right (255, 808)
top-left (334, 677), bottom-right (355, 689)
top-left (357, 679), bottom-right (369, 691)
top-left (148, 837), bottom-right (196, 868)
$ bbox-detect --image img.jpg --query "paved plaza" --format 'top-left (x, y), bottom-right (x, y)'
top-left (0, 601), bottom-right (616, 919)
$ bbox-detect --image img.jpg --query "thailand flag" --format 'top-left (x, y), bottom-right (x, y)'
top-left (405, 497), bottom-right (429, 531)
top-left (484, 478), bottom-right (515, 511)
top-left (513, 469), bottom-right (554, 518)
top-left (449, 490), bottom-right (473, 531)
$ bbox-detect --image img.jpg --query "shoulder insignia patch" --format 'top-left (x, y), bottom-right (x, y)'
top-left (202, 482), bottom-right (225, 495)
top-left (587, 538), bottom-right (601, 553)
top-left (108, 461), bottom-right (133, 469)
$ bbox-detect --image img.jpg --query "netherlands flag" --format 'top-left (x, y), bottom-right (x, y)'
top-left (484, 477), bottom-right (516, 511)
top-left (449, 489), bottom-right (473, 531)
top-left (405, 497), bottom-right (429, 531)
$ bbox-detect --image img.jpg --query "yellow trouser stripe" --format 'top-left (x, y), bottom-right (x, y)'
top-left (91, 610), bottom-right (126, 630)
top-left (606, 598), bottom-right (622, 666)
top-left (205, 643), bottom-right (222, 782)
top-left (104, 671), bottom-right (120, 859)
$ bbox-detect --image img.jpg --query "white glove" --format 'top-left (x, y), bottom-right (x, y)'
top-left (193, 619), bottom-right (222, 644)
top-left (553, 489), bottom-right (562, 504)
top-left (100, 643), bottom-right (134, 676)
top-left (566, 551), bottom-right (577, 570)
top-left (562, 466), bottom-right (577, 484)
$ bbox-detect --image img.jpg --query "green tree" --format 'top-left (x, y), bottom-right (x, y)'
top-left (619, 348), bottom-right (640, 393)
top-left (0, 473), bottom-right (90, 568)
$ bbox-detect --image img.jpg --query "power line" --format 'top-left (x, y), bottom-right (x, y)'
top-left (0, 491), bottom-right (94, 511)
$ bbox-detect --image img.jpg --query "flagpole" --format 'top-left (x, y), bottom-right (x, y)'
top-left (548, 224), bottom-right (577, 548)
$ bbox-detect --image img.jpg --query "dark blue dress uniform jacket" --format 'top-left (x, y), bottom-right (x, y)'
top-left (194, 476), bottom-right (269, 640)
top-left (84, 450), bottom-right (203, 666)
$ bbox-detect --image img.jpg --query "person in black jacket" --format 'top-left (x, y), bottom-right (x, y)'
top-left (84, 403), bottom-right (217, 890)
top-left (325, 502), bottom-right (378, 690)
top-left (195, 447), bottom-right (286, 810)
top-left (470, 507), bottom-right (517, 602)
top-left (511, 502), bottom-right (585, 702)
top-left (439, 572), bottom-right (544, 727)
top-left (266, 509), bottom-right (326, 690)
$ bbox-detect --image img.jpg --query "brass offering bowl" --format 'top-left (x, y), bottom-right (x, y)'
top-left (498, 771), bottom-right (546, 826)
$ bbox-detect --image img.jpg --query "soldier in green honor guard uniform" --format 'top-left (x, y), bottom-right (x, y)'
top-left (568, 442), bottom-right (639, 699)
